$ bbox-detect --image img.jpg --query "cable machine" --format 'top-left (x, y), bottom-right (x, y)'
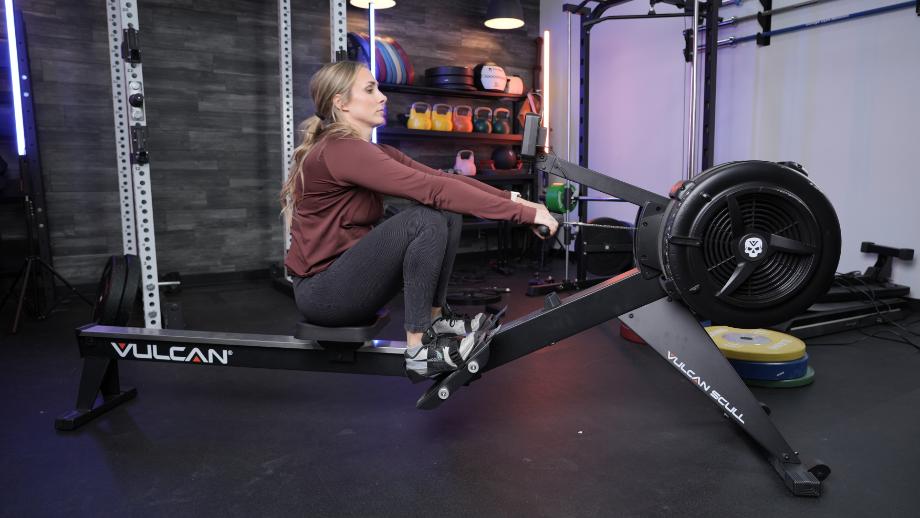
top-left (530, 0), bottom-right (722, 296)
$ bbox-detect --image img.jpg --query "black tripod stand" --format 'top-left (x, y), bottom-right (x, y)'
top-left (0, 195), bottom-right (92, 333)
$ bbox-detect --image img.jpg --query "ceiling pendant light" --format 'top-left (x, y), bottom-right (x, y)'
top-left (350, 0), bottom-right (396, 9)
top-left (485, 0), bottom-right (525, 30)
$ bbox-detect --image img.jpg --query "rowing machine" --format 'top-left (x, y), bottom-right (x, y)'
top-left (58, 113), bottom-right (840, 496)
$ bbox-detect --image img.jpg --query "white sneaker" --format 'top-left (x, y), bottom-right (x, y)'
top-left (430, 312), bottom-right (487, 337)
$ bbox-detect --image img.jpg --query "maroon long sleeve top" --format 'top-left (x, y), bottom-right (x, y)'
top-left (285, 136), bottom-right (537, 278)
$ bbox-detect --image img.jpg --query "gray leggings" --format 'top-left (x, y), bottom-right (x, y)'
top-left (293, 204), bottom-right (462, 333)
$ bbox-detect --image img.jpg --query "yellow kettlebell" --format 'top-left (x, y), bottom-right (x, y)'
top-left (431, 104), bottom-right (453, 132)
top-left (407, 102), bottom-right (432, 130)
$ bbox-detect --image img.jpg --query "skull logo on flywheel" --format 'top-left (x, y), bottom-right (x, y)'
top-left (744, 237), bottom-right (764, 259)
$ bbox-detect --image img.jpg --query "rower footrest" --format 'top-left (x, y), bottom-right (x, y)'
top-left (416, 340), bottom-right (491, 410)
top-left (415, 309), bottom-right (504, 410)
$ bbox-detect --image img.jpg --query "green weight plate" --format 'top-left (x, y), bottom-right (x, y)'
top-left (545, 182), bottom-right (576, 214)
top-left (745, 366), bottom-right (815, 388)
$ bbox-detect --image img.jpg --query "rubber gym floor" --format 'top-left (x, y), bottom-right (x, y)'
top-left (2, 258), bottom-right (919, 517)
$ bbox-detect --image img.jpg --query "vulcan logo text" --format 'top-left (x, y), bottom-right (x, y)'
top-left (667, 351), bottom-right (745, 423)
top-left (111, 342), bottom-right (232, 365)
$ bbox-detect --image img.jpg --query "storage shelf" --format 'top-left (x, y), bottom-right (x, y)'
top-left (377, 126), bottom-right (522, 144)
top-left (379, 83), bottom-right (526, 101)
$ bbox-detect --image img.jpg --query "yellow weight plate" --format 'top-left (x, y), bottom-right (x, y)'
top-left (705, 326), bottom-right (806, 362)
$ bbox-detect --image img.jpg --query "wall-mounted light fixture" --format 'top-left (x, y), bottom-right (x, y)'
top-left (485, 0), bottom-right (524, 30)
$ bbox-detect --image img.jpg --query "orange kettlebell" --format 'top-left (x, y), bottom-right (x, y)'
top-left (452, 105), bottom-right (473, 133)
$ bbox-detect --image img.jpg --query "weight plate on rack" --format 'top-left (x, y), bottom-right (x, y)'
top-left (92, 255), bottom-right (127, 325)
top-left (116, 254), bottom-right (141, 326)
top-left (353, 32), bottom-right (387, 83)
top-left (382, 39), bottom-right (405, 84)
top-left (431, 84), bottom-right (479, 91)
top-left (425, 75), bottom-right (476, 86)
top-left (425, 66), bottom-right (473, 77)
top-left (376, 37), bottom-right (398, 84)
top-left (347, 32), bottom-right (371, 69)
top-left (384, 35), bottom-right (414, 84)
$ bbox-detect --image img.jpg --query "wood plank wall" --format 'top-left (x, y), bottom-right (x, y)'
top-left (2, 0), bottom-right (540, 284)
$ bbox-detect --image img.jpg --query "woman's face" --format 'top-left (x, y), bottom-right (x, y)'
top-left (336, 67), bottom-right (387, 132)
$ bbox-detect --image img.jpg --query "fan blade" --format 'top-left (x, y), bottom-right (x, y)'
top-left (716, 261), bottom-right (758, 298)
top-left (769, 234), bottom-right (815, 255)
top-left (726, 195), bottom-right (746, 237)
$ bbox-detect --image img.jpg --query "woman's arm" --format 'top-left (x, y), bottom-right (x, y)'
top-left (324, 139), bottom-right (537, 224)
top-left (378, 144), bottom-right (514, 200)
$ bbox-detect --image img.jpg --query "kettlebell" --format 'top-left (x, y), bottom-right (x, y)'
top-left (454, 150), bottom-right (476, 176)
top-left (492, 107), bottom-right (512, 134)
top-left (491, 146), bottom-right (518, 170)
top-left (407, 102), bottom-right (432, 130)
top-left (473, 107), bottom-right (493, 133)
top-left (452, 105), bottom-right (473, 133)
top-left (431, 104), bottom-right (453, 132)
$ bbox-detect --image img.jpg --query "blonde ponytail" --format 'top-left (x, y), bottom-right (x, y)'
top-left (280, 61), bottom-right (367, 228)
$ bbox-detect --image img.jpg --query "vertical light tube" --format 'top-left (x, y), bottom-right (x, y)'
top-left (369, 2), bottom-right (376, 78)
top-left (369, 1), bottom-right (377, 143)
top-left (565, 15), bottom-right (571, 163)
top-left (542, 29), bottom-right (550, 149)
top-left (5, 0), bottom-right (26, 156)
top-left (687, 0), bottom-right (700, 179)
top-left (565, 15), bottom-right (572, 280)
